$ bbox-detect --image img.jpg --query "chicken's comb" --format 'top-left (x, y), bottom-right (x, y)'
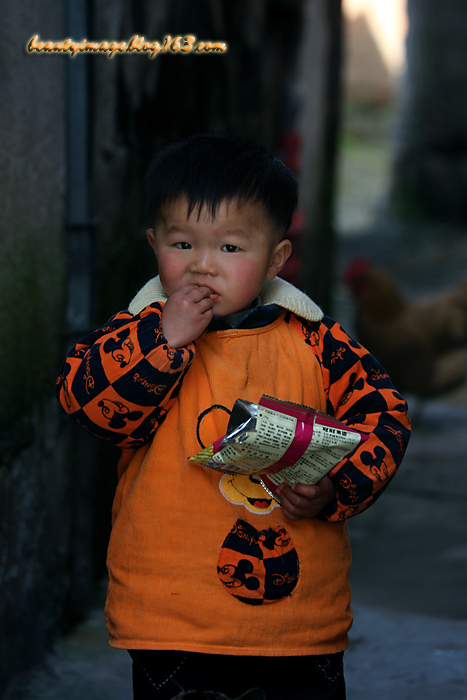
top-left (343, 258), bottom-right (371, 284)
top-left (343, 258), bottom-right (372, 298)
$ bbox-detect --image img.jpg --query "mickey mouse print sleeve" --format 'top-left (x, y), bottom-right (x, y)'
top-left (295, 314), bottom-right (411, 522)
top-left (56, 302), bottom-right (195, 448)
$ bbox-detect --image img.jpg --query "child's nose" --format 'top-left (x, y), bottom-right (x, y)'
top-left (191, 249), bottom-right (217, 275)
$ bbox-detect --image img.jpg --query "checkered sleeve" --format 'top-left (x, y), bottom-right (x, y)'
top-left (56, 302), bottom-right (195, 448)
top-left (291, 314), bottom-right (411, 521)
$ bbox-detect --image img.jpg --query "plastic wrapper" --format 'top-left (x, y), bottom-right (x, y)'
top-left (189, 395), bottom-right (368, 501)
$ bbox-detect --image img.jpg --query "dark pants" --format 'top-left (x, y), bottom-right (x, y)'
top-left (129, 649), bottom-right (346, 700)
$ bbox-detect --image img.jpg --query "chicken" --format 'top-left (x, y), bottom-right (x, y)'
top-left (344, 258), bottom-right (467, 398)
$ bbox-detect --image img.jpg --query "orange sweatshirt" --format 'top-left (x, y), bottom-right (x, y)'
top-left (56, 276), bottom-right (410, 655)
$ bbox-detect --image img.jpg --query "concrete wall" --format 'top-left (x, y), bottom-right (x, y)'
top-left (0, 0), bottom-right (311, 694)
top-left (0, 2), bottom-right (96, 694)
top-left (390, 0), bottom-right (467, 223)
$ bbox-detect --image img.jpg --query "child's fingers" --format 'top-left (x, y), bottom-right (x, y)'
top-left (188, 288), bottom-right (218, 312)
top-left (277, 478), bottom-right (336, 520)
top-left (291, 483), bottom-right (320, 498)
top-left (183, 285), bottom-right (212, 302)
top-left (277, 485), bottom-right (314, 520)
top-left (280, 501), bottom-right (312, 521)
top-left (194, 296), bottom-right (215, 315)
top-left (290, 477), bottom-right (336, 502)
top-left (279, 483), bottom-right (318, 504)
top-left (170, 286), bottom-right (213, 314)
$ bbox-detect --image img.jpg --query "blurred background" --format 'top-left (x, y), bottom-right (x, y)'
top-left (1, 0), bottom-right (467, 698)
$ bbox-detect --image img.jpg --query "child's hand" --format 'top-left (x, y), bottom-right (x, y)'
top-left (276, 476), bottom-right (336, 520)
top-left (161, 284), bottom-right (218, 348)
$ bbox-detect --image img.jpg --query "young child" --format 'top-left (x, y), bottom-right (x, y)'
top-left (56, 134), bottom-right (410, 700)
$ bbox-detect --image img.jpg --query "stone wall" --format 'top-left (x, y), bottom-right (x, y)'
top-left (0, 2), bottom-right (97, 694)
top-left (0, 0), bottom-right (317, 694)
top-left (390, 0), bottom-right (467, 223)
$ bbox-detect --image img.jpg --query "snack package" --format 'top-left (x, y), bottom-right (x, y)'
top-left (189, 395), bottom-right (368, 500)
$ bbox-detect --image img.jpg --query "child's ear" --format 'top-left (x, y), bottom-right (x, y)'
top-left (146, 228), bottom-right (156, 252)
top-left (266, 239), bottom-right (292, 279)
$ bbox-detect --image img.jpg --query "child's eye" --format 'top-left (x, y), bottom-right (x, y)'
top-left (222, 244), bottom-right (241, 253)
top-left (174, 241), bottom-right (191, 249)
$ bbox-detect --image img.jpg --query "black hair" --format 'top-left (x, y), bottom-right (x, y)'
top-left (145, 134), bottom-right (298, 236)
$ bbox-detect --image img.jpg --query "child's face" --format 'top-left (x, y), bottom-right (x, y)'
top-left (147, 197), bottom-right (292, 317)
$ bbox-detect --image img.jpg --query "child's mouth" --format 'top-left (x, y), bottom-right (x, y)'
top-left (197, 284), bottom-right (220, 301)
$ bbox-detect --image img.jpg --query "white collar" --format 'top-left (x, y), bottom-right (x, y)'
top-left (128, 275), bottom-right (323, 323)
